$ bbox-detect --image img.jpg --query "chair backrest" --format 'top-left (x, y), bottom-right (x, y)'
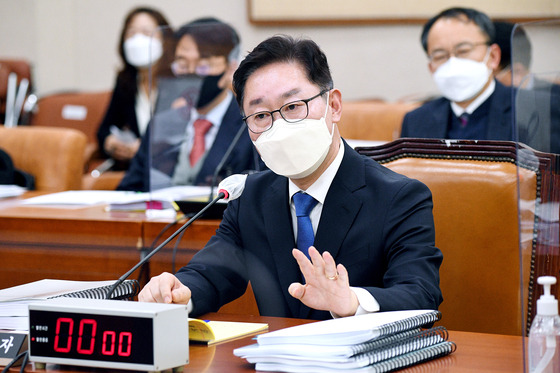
top-left (0, 126), bottom-right (87, 192)
top-left (357, 138), bottom-right (559, 336)
top-left (29, 90), bottom-right (111, 165)
top-left (338, 101), bottom-right (419, 142)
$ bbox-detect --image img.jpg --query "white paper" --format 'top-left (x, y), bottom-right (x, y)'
top-left (0, 279), bottom-right (117, 302)
top-left (19, 187), bottom-right (221, 208)
top-left (0, 185), bottom-right (26, 199)
top-left (0, 279), bottom-right (118, 331)
top-left (256, 310), bottom-right (438, 346)
top-left (21, 190), bottom-right (135, 205)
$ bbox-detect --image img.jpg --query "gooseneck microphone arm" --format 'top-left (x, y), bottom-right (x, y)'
top-left (208, 123), bottom-right (247, 202)
top-left (105, 191), bottom-right (226, 300)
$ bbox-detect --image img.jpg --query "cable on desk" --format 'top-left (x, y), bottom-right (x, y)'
top-left (1, 350), bottom-right (28, 373)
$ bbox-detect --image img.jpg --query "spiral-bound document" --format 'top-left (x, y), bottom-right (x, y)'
top-left (0, 279), bottom-right (140, 331)
top-left (47, 279), bottom-right (139, 301)
top-left (255, 309), bottom-right (441, 346)
top-left (252, 341), bottom-right (456, 373)
top-left (234, 310), bottom-right (455, 372)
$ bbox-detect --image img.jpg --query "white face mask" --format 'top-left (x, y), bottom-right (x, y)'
top-left (123, 33), bottom-right (163, 68)
top-left (253, 92), bottom-right (333, 179)
top-left (432, 50), bottom-right (491, 103)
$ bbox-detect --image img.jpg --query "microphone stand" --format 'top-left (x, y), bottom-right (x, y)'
top-left (208, 124), bottom-right (246, 202)
top-left (105, 191), bottom-right (226, 299)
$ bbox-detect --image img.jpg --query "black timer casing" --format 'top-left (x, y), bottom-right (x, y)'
top-left (28, 298), bottom-right (189, 371)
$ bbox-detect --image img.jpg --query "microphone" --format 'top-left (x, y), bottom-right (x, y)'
top-left (216, 173), bottom-right (247, 201)
top-left (105, 173), bottom-right (248, 299)
top-left (208, 123), bottom-right (247, 201)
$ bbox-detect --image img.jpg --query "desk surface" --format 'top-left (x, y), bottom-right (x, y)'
top-left (6, 313), bottom-right (524, 372)
top-left (0, 195), bottom-right (220, 290)
top-left (0, 196), bottom-right (258, 315)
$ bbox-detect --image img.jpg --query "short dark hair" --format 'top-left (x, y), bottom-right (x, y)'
top-left (494, 21), bottom-right (532, 70)
top-left (232, 35), bottom-right (334, 111)
top-left (421, 7), bottom-right (495, 53)
top-left (175, 17), bottom-right (240, 61)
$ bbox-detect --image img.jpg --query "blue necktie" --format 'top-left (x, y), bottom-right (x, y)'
top-left (293, 192), bottom-right (318, 259)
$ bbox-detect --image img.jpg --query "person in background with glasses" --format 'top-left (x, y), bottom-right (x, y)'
top-left (117, 17), bottom-right (262, 191)
top-left (139, 35), bottom-right (443, 320)
top-left (400, 7), bottom-right (512, 141)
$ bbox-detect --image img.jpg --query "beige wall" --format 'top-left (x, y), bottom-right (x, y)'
top-left (0, 0), bottom-right (558, 101)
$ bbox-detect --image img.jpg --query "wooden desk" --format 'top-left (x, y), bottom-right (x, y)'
top-left (0, 196), bottom-right (145, 289)
top-left (6, 313), bottom-right (525, 372)
top-left (0, 196), bottom-right (260, 315)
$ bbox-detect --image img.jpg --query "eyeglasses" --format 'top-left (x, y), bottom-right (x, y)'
top-left (171, 56), bottom-right (227, 77)
top-left (243, 89), bottom-right (329, 134)
top-left (428, 41), bottom-right (489, 67)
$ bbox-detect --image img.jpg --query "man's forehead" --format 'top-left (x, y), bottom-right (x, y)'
top-left (244, 63), bottom-right (312, 104)
top-left (176, 36), bottom-right (198, 53)
top-left (428, 18), bottom-right (486, 49)
top-left (245, 87), bottom-right (303, 108)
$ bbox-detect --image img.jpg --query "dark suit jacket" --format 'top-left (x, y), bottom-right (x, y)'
top-left (117, 97), bottom-right (261, 191)
top-left (176, 141), bottom-right (443, 320)
top-left (97, 76), bottom-right (140, 159)
top-left (401, 80), bottom-right (513, 141)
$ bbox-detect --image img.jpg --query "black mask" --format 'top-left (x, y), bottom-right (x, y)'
top-left (196, 72), bottom-right (225, 109)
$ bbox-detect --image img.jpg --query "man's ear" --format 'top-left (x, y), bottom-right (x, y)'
top-left (488, 43), bottom-right (502, 71)
top-left (330, 89), bottom-right (342, 123)
top-left (428, 61), bottom-right (437, 74)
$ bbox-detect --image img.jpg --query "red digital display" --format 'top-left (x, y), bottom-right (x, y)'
top-left (29, 310), bottom-right (154, 365)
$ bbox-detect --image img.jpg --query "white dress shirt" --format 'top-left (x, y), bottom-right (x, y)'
top-left (288, 137), bottom-right (380, 317)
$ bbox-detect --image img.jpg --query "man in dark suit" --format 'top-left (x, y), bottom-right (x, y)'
top-left (118, 18), bottom-right (261, 191)
top-left (139, 35), bottom-right (443, 320)
top-left (401, 8), bottom-right (510, 141)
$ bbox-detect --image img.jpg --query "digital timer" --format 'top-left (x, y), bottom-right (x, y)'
top-left (28, 298), bottom-right (189, 371)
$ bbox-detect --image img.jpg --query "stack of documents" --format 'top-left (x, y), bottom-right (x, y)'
top-left (234, 310), bottom-right (455, 373)
top-left (20, 186), bottom-right (214, 212)
top-left (0, 279), bottom-right (138, 331)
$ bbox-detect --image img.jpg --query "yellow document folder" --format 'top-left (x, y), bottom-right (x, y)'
top-left (189, 318), bottom-right (269, 345)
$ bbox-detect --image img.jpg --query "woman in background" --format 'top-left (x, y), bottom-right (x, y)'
top-left (96, 7), bottom-right (174, 170)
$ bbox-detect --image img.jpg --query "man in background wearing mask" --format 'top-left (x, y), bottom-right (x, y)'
top-left (400, 7), bottom-right (511, 141)
top-left (139, 35), bottom-right (443, 320)
top-left (118, 18), bottom-right (261, 191)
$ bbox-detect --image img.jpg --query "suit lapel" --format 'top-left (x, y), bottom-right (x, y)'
top-left (486, 81), bottom-right (513, 140)
top-left (264, 175), bottom-right (303, 317)
top-left (314, 145), bottom-right (365, 259)
top-left (299, 142), bottom-right (365, 318)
